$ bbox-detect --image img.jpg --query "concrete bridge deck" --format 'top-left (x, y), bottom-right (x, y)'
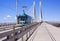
top-left (28, 23), bottom-right (60, 41)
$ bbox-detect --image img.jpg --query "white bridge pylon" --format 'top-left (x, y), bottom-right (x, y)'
top-left (26, 1), bottom-right (43, 22)
top-left (26, 1), bottom-right (36, 22)
top-left (40, 0), bottom-right (43, 22)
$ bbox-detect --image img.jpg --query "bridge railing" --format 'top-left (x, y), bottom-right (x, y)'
top-left (0, 22), bottom-right (40, 41)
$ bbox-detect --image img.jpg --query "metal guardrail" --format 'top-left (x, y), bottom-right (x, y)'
top-left (0, 23), bottom-right (40, 41)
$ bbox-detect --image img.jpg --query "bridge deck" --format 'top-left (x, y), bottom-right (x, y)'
top-left (0, 23), bottom-right (60, 41)
top-left (30, 23), bottom-right (60, 41)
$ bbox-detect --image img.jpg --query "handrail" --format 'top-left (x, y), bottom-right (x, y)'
top-left (0, 23), bottom-right (40, 41)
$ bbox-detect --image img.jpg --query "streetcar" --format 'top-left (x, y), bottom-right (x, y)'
top-left (17, 12), bottom-right (32, 26)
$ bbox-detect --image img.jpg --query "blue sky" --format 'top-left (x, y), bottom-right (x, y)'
top-left (0, 0), bottom-right (60, 23)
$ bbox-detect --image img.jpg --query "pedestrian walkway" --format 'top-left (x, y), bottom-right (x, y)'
top-left (32, 23), bottom-right (60, 41)
top-left (46, 23), bottom-right (60, 41)
top-left (33, 23), bottom-right (52, 41)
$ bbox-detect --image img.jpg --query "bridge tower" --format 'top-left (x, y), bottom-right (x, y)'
top-left (32, 1), bottom-right (36, 22)
top-left (40, 0), bottom-right (43, 22)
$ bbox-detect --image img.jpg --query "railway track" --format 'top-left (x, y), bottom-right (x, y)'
top-left (0, 23), bottom-right (38, 31)
top-left (0, 22), bottom-right (39, 41)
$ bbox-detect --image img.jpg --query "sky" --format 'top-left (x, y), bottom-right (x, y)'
top-left (0, 0), bottom-right (60, 23)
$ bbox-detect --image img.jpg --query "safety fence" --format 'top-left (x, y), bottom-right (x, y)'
top-left (0, 22), bottom-right (41, 41)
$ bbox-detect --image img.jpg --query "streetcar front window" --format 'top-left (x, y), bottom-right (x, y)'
top-left (19, 16), bottom-right (27, 21)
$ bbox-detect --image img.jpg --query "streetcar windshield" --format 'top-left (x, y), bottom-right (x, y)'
top-left (18, 16), bottom-right (27, 21)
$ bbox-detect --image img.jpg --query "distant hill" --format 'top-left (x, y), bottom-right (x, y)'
top-left (0, 23), bottom-right (16, 27)
top-left (45, 21), bottom-right (60, 27)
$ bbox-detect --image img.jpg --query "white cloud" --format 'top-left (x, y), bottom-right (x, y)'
top-left (7, 15), bottom-right (11, 18)
top-left (3, 15), bottom-right (12, 20)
